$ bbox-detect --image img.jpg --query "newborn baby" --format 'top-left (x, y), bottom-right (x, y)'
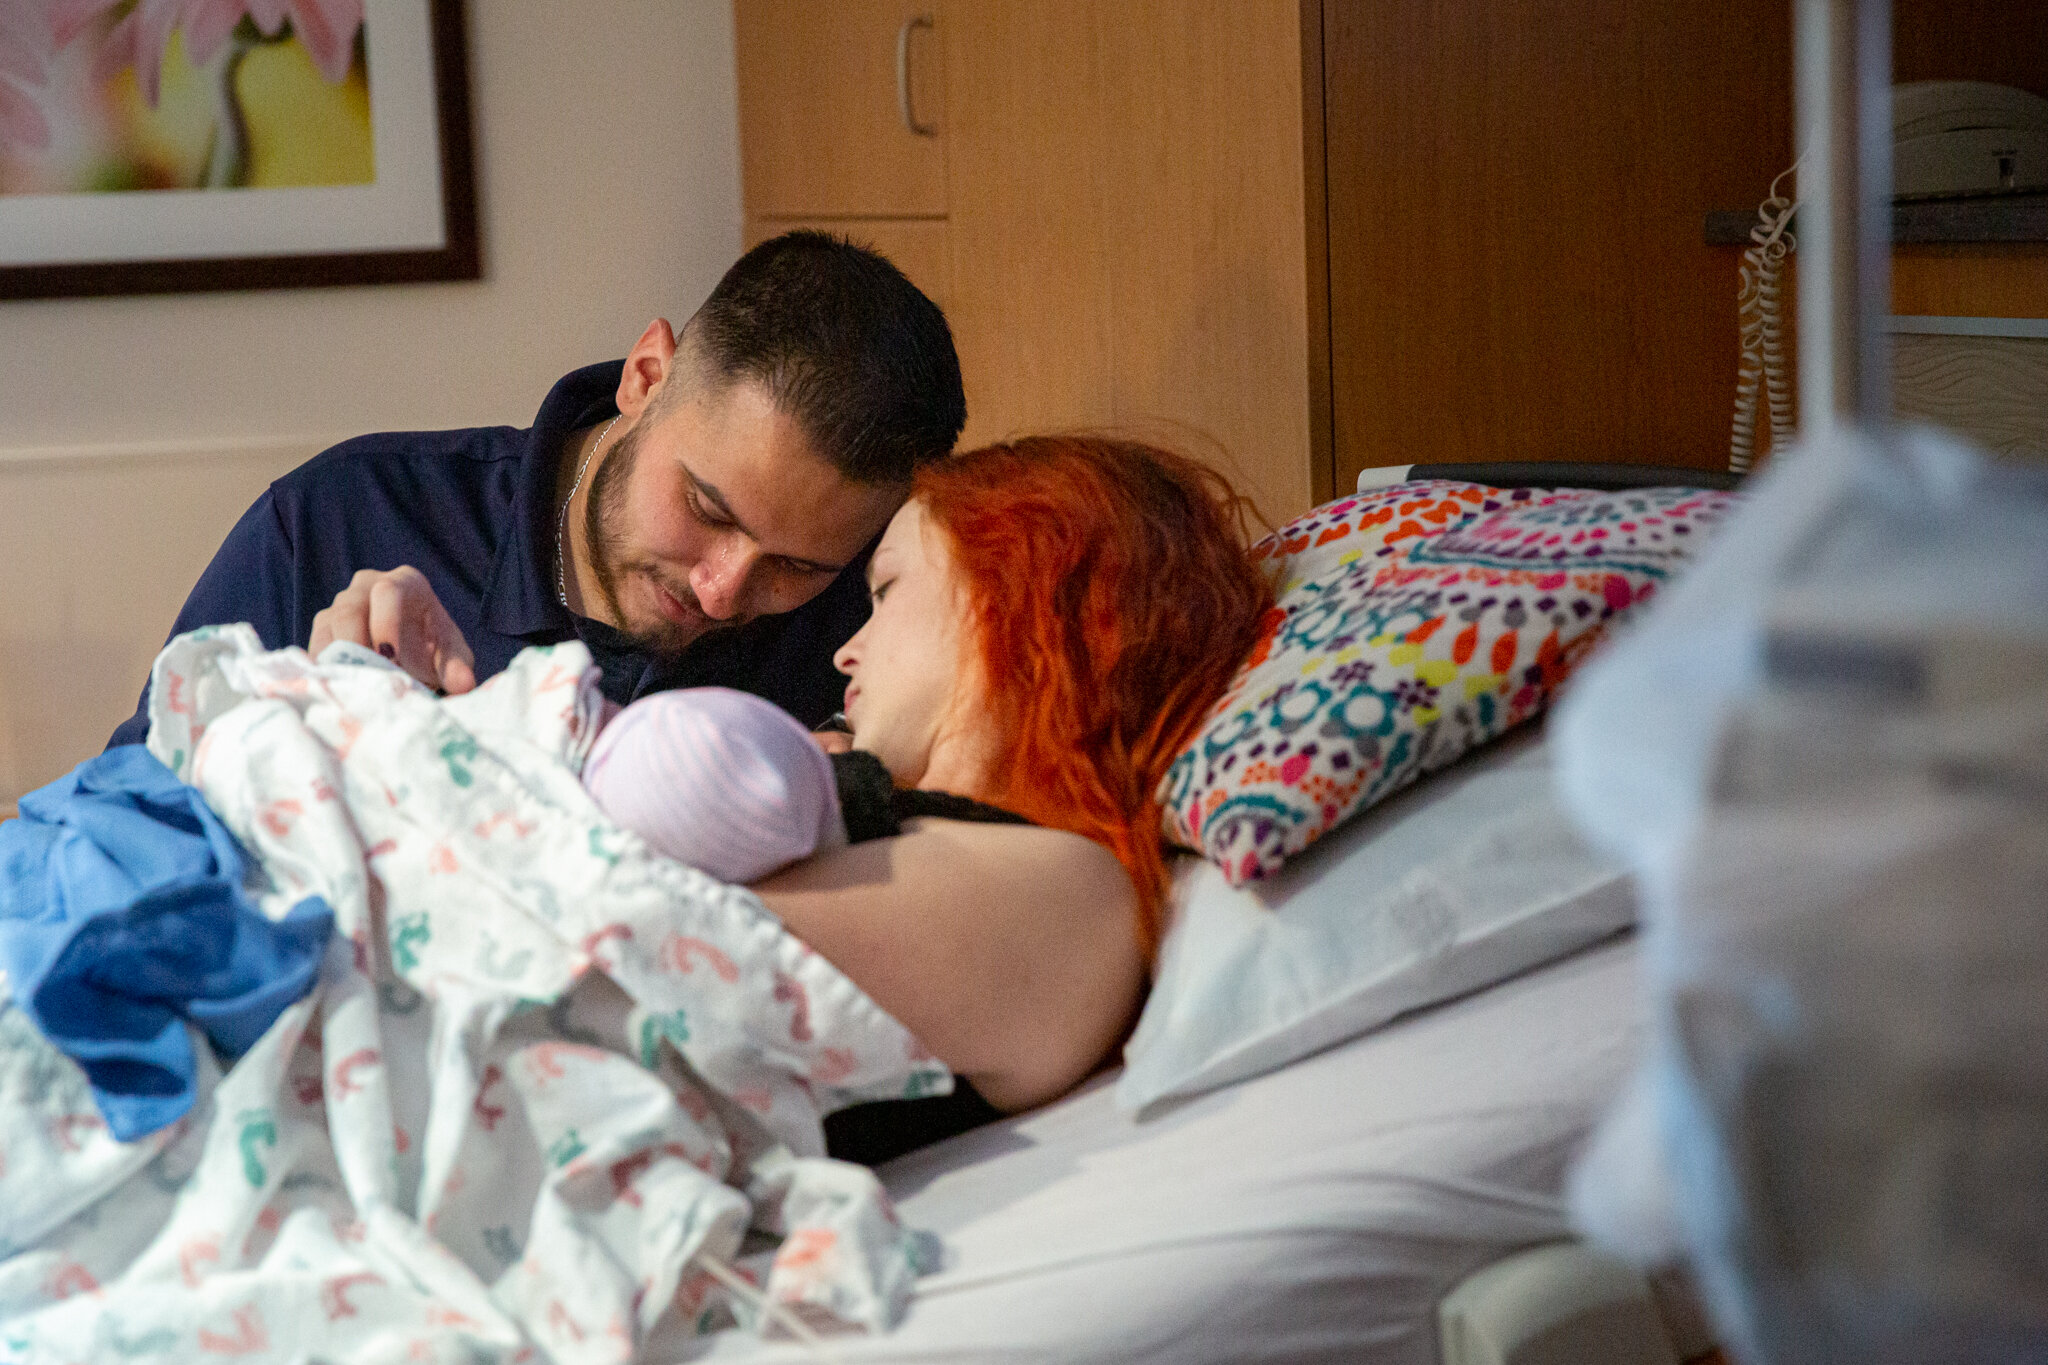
top-left (581, 688), bottom-right (1004, 884)
top-left (581, 688), bottom-right (847, 883)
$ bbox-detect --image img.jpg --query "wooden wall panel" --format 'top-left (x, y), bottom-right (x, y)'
top-left (943, 1), bottom-right (1325, 522)
top-left (1892, 247), bottom-right (2048, 320)
top-left (1322, 0), bottom-right (1793, 486)
top-left (941, 1), bottom-right (1117, 447)
top-left (1092, 0), bottom-right (1325, 523)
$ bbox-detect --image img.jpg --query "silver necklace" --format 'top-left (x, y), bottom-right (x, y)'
top-left (556, 415), bottom-right (618, 610)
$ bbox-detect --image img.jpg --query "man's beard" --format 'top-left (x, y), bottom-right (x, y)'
top-left (582, 420), bottom-right (723, 658)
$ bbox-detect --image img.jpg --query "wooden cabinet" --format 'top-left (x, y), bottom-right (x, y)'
top-left (735, 1), bottom-right (948, 219)
top-left (748, 4), bottom-right (2048, 518)
top-left (736, 3), bottom-right (954, 312)
top-left (1322, 0), bottom-right (1790, 484)
top-left (943, 1), bottom-right (1329, 523)
top-left (735, 0), bottom-right (1328, 524)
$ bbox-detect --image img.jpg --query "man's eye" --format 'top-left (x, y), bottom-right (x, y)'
top-left (686, 487), bottom-right (733, 528)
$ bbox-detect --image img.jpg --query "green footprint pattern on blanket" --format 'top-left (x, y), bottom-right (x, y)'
top-left (587, 825), bottom-right (627, 866)
top-left (95, 1315), bottom-right (179, 1358)
top-left (478, 934), bottom-right (534, 981)
top-left (637, 1009), bottom-right (691, 1069)
top-left (436, 729), bottom-right (479, 787)
top-left (547, 1130), bottom-right (586, 1169)
top-left (391, 914), bottom-right (431, 973)
top-left (237, 1108), bottom-right (278, 1187)
top-left (903, 1071), bottom-right (947, 1099)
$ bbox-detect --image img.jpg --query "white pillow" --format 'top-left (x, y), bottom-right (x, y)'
top-left (1118, 727), bottom-right (1636, 1113)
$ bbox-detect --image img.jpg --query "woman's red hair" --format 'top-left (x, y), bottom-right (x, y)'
top-left (914, 436), bottom-right (1273, 958)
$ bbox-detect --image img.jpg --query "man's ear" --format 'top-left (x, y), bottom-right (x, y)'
top-left (616, 319), bottom-right (678, 419)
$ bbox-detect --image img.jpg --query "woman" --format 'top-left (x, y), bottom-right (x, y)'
top-left (755, 435), bottom-right (1272, 1149)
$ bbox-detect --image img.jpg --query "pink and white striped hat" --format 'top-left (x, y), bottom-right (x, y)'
top-left (581, 687), bottom-right (844, 883)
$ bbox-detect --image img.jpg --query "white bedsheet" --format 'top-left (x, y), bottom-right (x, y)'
top-left (681, 935), bottom-right (1643, 1365)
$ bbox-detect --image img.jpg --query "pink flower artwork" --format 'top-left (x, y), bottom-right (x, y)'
top-left (0, 0), bottom-right (55, 149)
top-left (51, 0), bottom-right (362, 107)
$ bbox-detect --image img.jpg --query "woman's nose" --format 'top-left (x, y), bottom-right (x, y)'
top-left (833, 624), bottom-right (866, 676)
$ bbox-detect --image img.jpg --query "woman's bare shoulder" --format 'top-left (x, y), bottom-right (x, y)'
top-left (753, 820), bottom-right (1146, 1112)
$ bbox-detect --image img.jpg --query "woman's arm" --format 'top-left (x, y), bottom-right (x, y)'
top-left (753, 819), bottom-right (1147, 1113)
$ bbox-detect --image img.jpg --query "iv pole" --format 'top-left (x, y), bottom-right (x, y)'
top-left (1795, 0), bottom-right (1892, 438)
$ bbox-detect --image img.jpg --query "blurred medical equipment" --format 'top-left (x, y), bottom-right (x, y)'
top-left (1568, 6), bottom-right (2048, 1351)
top-left (1559, 421), bottom-right (2048, 1363)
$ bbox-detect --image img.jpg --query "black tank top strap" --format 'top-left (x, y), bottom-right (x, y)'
top-left (829, 750), bottom-right (1035, 843)
top-left (890, 788), bottom-right (1034, 827)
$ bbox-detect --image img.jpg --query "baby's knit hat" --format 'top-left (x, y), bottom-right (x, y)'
top-left (581, 687), bottom-right (844, 883)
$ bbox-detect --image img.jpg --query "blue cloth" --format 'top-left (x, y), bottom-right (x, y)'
top-left (106, 362), bottom-right (874, 748)
top-left (0, 746), bottom-right (332, 1140)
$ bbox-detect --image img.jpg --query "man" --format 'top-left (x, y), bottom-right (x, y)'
top-left (108, 232), bottom-right (966, 748)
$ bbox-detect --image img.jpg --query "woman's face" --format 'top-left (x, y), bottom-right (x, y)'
top-left (833, 499), bottom-right (982, 790)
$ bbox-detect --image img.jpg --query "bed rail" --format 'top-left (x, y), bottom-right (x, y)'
top-left (1438, 1240), bottom-right (1718, 1365)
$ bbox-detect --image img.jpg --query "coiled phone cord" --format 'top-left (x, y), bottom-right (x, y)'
top-left (1730, 160), bottom-right (1800, 475)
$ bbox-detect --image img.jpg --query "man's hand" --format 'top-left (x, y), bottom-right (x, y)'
top-left (308, 566), bottom-right (478, 694)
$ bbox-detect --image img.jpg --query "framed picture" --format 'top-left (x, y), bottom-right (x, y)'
top-left (0, 0), bottom-right (478, 299)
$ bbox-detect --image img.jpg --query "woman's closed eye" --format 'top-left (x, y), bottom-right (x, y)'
top-left (869, 579), bottom-right (894, 603)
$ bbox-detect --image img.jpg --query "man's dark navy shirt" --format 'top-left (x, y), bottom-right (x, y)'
top-left (108, 362), bottom-right (871, 749)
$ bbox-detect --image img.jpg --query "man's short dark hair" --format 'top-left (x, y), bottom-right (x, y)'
top-left (680, 230), bottom-right (966, 484)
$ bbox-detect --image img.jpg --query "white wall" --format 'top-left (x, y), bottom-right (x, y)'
top-left (0, 0), bottom-right (744, 803)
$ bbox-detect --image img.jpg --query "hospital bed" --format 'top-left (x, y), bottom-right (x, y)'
top-left (689, 937), bottom-right (1672, 1365)
top-left (695, 0), bottom-right (1912, 1344)
top-left (667, 455), bottom-right (1735, 1365)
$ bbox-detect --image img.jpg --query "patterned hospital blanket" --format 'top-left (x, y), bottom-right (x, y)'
top-left (0, 628), bottom-right (949, 1363)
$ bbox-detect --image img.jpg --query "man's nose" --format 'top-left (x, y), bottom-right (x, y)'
top-left (690, 539), bottom-right (759, 621)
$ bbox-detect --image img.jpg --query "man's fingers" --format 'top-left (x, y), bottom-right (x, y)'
top-left (436, 652), bottom-right (477, 696)
top-left (367, 576), bottom-right (442, 689)
top-left (308, 611), bottom-right (335, 658)
top-left (310, 566), bottom-right (478, 694)
top-left (309, 596), bottom-right (371, 657)
top-left (417, 592), bottom-right (477, 696)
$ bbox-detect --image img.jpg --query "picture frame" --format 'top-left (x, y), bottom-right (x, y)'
top-left (0, 0), bottom-right (478, 301)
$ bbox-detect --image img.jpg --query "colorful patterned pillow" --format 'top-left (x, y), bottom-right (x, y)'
top-left (1159, 479), bottom-right (1735, 884)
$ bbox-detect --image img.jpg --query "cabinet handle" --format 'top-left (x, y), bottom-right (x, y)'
top-left (897, 14), bottom-right (937, 137)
